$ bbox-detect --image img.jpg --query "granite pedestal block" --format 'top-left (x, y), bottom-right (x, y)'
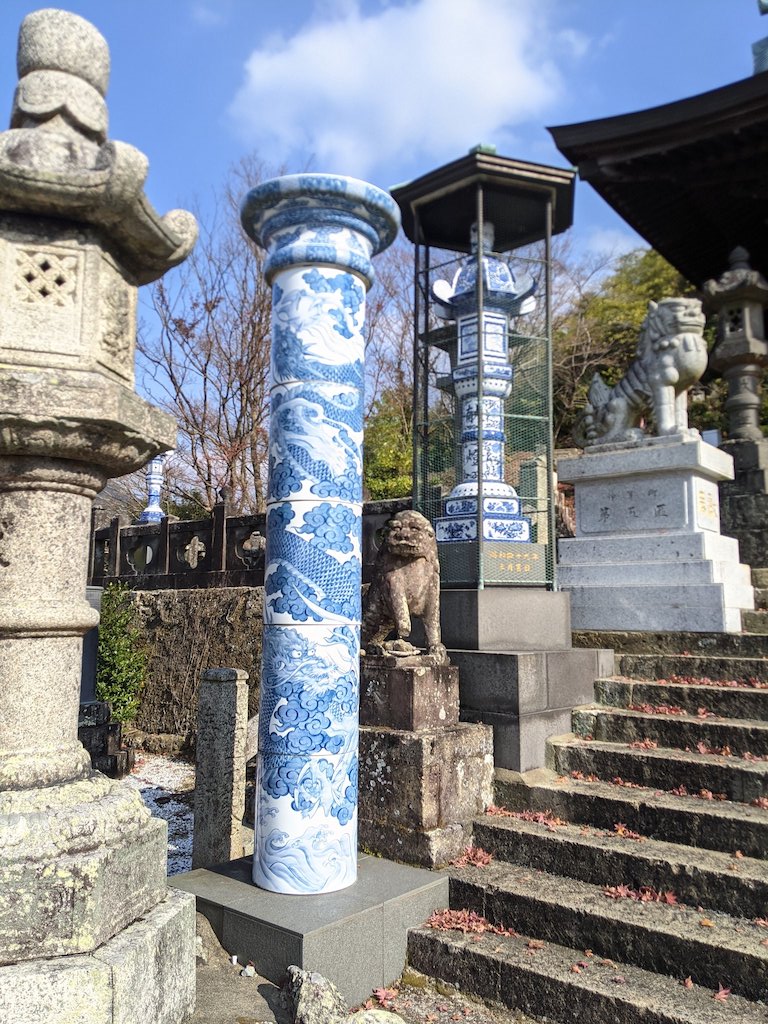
top-left (451, 646), bottom-right (614, 771)
top-left (171, 855), bottom-right (449, 1006)
top-left (558, 436), bottom-right (755, 633)
top-left (358, 655), bottom-right (493, 867)
top-left (360, 656), bottom-right (459, 730)
top-left (440, 588), bottom-right (572, 651)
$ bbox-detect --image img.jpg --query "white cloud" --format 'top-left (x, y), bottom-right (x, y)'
top-left (191, 3), bottom-right (226, 27)
top-left (582, 226), bottom-right (645, 260)
top-left (228, 0), bottom-right (579, 182)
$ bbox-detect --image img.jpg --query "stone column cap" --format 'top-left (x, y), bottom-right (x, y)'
top-left (202, 668), bottom-right (250, 683)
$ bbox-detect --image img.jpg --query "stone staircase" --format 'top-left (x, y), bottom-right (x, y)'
top-left (406, 625), bottom-right (768, 1022)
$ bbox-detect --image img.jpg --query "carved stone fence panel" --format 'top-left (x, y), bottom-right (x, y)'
top-left (89, 497), bottom-right (410, 590)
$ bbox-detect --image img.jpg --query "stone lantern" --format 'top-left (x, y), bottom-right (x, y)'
top-left (0, 10), bottom-right (198, 1023)
top-left (704, 246), bottom-right (768, 442)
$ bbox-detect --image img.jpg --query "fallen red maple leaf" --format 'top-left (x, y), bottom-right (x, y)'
top-left (712, 984), bottom-right (731, 1002)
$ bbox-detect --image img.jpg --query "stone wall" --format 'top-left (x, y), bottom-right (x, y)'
top-left (130, 587), bottom-right (263, 739)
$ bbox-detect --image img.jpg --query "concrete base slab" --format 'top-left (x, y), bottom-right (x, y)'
top-left (0, 888), bottom-right (196, 1024)
top-left (171, 854), bottom-right (449, 1006)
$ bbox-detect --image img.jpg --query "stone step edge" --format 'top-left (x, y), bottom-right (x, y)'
top-left (493, 766), bottom-right (768, 840)
top-left (448, 860), bottom-right (768, 999)
top-left (574, 702), bottom-right (768, 735)
top-left (472, 806), bottom-right (768, 886)
top-left (407, 926), bottom-right (765, 1024)
top-left (596, 674), bottom-right (768, 692)
top-left (549, 732), bottom-right (768, 776)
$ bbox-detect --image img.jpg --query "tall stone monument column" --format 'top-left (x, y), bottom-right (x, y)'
top-left (241, 175), bottom-right (399, 894)
top-left (0, 11), bottom-right (198, 1023)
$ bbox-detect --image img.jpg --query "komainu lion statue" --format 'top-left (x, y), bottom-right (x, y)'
top-left (572, 297), bottom-right (707, 448)
top-left (362, 510), bottom-right (447, 664)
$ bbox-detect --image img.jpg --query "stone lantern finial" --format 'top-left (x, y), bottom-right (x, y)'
top-left (0, 8), bottom-right (196, 284)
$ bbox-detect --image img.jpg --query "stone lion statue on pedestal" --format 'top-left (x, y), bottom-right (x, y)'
top-left (362, 510), bottom-right (447, 664)
top-left (573, 297), bottom-right (707, 448)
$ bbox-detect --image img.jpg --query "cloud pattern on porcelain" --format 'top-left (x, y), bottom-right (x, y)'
top-left (269, 383), bottom-right (363, 504)
top-left (244, 174), bottom-right (400, 895)
top-left (264, 500), bottom-right (362, 625)
top-left (254, 621), bottom-right (361, 894)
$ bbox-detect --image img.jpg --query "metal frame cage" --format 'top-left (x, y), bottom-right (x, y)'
top-left (392, 150), bottom-right (575, 590)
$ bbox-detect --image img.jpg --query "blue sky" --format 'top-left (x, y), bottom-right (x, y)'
top-left (0, 1), bottom-right (764, 257)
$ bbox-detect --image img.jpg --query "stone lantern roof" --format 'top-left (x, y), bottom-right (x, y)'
top-left (0, 8), bottom-right (197, 284)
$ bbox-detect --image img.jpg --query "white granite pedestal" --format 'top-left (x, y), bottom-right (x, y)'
top-left (558, 436), bottom-right (754, 633)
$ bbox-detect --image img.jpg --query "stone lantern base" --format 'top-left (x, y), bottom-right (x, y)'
top-left (0, 889), bottom-right (195, 1024)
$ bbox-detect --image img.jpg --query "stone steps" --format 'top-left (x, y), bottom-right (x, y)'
top-left (406, 625), bottom-right (768, 1021)
top-left (448, 859), bottom-right (768, 1000)
top-left (407, 924), bottom-right (765, 1024)
top-left (573, 630), bottom-right (768, 659)
top-left (548, 733), bottom-right (768, 805)
top-left (617, 652), bottom-right (768, 684)
top-left (471, 813), bottom-right (768, 918)
top-left (595, 676), bottom-right (768, 720)
top-left (572, 704), bottom-right (768, 756)
top-left (743, 609), bottom-right (768, 633)
top-left (494, 766), bottom-right (768, 858)
top-left (753, 587), bottom-right (768, 610)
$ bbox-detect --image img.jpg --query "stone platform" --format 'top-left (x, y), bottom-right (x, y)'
top-left (437, 589), bottom-right (613, 771)
top-left (558, 436), bottom-right (755, 633)
top-left (358, 655), bottom-right (494, 866)
top-left (171, 854), bottom-right (448, 1006)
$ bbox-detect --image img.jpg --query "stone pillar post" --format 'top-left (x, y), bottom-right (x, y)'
top-left (0, 11), bottom-right (198, 1022)
top-left (241, 174), bottom-right (399, 894)
top-left (193, 668), bottom-right (249, 869)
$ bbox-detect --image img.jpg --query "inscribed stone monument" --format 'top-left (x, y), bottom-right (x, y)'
top-left (559, 298), bottom-right (754, 633)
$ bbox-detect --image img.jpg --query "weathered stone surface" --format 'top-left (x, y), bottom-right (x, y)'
top-left (360, 659), bottom-right (459, 731)
top-left (193, 668), bottom-right (249, 869)
top-left (0, 888), bottom-right (196, 1024)
top-left (362, 511), bottom-right (446, 663)
top-left (572, 298), bottom-right (707, 447)
top-left (358, 818), bottom-right (473, 869)
top-left (0, 9), bottom-right (195, 1022)
top-left (132, 587), bottom-right (263, 737)
top-left (359, 724), bottom-right (493, 833)
top-left (285, 965), bottom-right (348, 1024)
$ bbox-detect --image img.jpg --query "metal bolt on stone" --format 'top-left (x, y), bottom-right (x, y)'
top-left (0, 9), bottom-right (198, 1022)
top-left (241, 174), bottom-right (400, 894)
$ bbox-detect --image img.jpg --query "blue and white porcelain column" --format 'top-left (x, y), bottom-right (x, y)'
top-left (241, 175), bottom-right (399, 894)
top-left (432, 223), bottom-right (536, 544)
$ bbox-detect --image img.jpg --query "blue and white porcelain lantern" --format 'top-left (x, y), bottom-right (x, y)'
top-left (241, 175), bottom-right (399, 894)
top-left (433, 222), bottom-right (535, 544)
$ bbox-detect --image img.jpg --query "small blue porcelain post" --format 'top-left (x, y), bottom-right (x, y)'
top-left (137, 453), bottom-right (166, 523)
top-left (241, 175), bottom-right (399, 894)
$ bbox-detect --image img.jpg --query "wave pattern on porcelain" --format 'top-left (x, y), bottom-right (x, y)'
top-left (241, 174), bottom-right (399, 894)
